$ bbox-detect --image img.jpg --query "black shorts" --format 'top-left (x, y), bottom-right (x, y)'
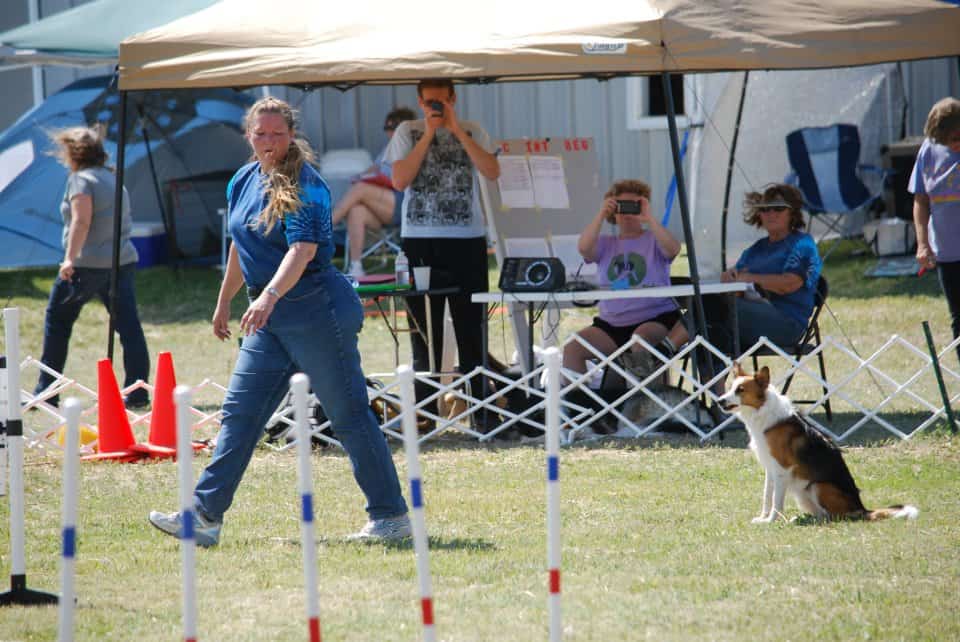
top-left (591, 309), bottom-right (683, 348)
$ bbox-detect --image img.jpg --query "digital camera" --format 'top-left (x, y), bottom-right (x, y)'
top-left (427, 100), bottom-right (444, 114)
top-left (616, 199), bottom-right (642, 214)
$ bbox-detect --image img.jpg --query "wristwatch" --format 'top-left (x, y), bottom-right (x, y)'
top-left (265, 286), bottom-right (281, 299)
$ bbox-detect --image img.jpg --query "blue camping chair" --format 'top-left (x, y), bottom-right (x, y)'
top-left (785, 124), bottom-right (891, 244)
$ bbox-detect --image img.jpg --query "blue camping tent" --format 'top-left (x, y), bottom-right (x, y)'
top-left (0, 74), bottom-right (253, 268)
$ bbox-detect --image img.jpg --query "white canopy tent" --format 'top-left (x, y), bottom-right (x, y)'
top-left (103, 0), bottom-right (960, 359)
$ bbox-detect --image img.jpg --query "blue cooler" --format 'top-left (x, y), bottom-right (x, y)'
top-left (130, 222), bottom-right (168, 268)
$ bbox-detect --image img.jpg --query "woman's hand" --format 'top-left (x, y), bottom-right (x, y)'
top-left (600, 197), bottom-right (618, 220)
top-left (239, 293), bottom-right (277, 336)
top-left (212, 301), bottom-right (232, 341)
top-left (720, 268), bottom-right (738, 283)
top-left (917, 242), bottom-right (936, 272)
top-left (58, 259), bottom-right (75, 282)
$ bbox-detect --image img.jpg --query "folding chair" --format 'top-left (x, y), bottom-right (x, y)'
top-left (751, 275), bottom-right (832, 421)
top-left (785, 124), bottom-right (891, 246)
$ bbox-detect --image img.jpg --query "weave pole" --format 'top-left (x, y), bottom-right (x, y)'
top-left (58, 398), bottom-right (82, 641)
top-left (397, 365), bottom-right (436, 642)
top-left (543, 347), bottom-right (563, 642)
top-left (0, 307), bottom-right (57, 606)
top-left (175, 385), bottom-right (198, 642)
top-left (290, 374), bottom-right (322, 642)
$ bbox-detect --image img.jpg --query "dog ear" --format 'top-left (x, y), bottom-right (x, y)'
top-left (734, 361), bottom-right (745, 377)
top-left (757, 366), bottom-right (770, 388)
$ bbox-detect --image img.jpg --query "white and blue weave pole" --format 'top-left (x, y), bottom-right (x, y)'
top-left (57, 398), bottom-right (81, 641)
top-left (397, 365), bottom-right (436, 642)
top-left (174, 385), bottom-right (198, 642)
top-left (543, 347), bottom-right (563, 642)
top-left (0, 307), bottom-right (56, 606)
top-left (290, 374), bottom-right (322, 642)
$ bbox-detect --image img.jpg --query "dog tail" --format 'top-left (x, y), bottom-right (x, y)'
top-left (866, 504), bottom-right (919, 521)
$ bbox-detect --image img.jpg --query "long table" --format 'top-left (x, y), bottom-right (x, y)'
top-left (472, 281), bottom-right (749, 377)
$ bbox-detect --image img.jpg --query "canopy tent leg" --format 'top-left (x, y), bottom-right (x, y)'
top-left (107, 90), bottom-right (128, 361)
top-left (662, 72), bottom-right (714, 384)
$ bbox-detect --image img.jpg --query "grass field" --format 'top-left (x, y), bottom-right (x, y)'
top-left (1, 244), bottom-right (959, 641)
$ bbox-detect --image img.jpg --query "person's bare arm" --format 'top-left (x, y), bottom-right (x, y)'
top-left (579, 199), bottom-right (616, 262)
top-left (59, 194), bottom-right (93, 281)
top-left (914, 193), bottom-right (935, 270)
top-left (731, 270), bottom-right (804, 295)
top-left (211, 243), bottom-right (244, 340)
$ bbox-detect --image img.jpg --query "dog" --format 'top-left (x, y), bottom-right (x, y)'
top-left (617, 385), bottom-right (715, 435)
top-left (718, 363), bottom-right (918, 523)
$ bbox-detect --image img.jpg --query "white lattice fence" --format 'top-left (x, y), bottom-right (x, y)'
top-left (15, 332), bottom-right (960, 451)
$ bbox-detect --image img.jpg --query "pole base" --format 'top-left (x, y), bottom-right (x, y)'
top-left (0, 575), bottom-right (58, 606)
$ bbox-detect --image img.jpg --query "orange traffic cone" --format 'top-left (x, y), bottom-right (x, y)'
top-left (132, 352), bottom-right (177, 458)
top-left (83, 359), bottom-right (143, 462)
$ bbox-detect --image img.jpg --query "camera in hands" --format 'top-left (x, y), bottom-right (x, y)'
top-left (616, 199), bottom-right (642, 214)
top-left (427, 100), bottom-right (444, 114)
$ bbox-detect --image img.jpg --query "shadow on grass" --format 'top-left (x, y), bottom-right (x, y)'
top-left (819, 240), bottom-right (940, 300)
top-left (273, 535), bottom-right (497, 552)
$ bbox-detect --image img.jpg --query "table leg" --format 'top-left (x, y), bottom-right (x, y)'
top-left (425, 294), bottom-right (435, 375)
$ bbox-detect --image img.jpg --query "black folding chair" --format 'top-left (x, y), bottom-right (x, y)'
top-left (751, 275), bottom-right (832, 421)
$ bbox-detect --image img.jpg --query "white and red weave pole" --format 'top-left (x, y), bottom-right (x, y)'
top-left (291, 374), bottom-right (322, 642)
top-left (175, 385), bottom-right (198, 642)
top-left (397, 365), bottom-right (436, 642)
top-left (543, 347), bottom-right (563, 642)
top-left (57, 398), bottom-right (81, 641)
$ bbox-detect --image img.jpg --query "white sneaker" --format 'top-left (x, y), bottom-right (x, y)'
top-left (348, 261), bottom-right (366, 278)
top-left (149, 509), bottom-right (222, 547)
top-left (347, 514), bottom-right (412, 542)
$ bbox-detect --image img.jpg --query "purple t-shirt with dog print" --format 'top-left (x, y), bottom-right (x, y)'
top-left (590, 233), bottom-right (677, 327)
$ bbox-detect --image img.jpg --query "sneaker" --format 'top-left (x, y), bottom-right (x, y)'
top-left (148, 510), bottom-right (222, 547)
top-left (124, 394), bottom-right (150, 410)
top-left (347, 514), bottom-right (412, 542)
top-left (348, 261), bottom-right (366, 279)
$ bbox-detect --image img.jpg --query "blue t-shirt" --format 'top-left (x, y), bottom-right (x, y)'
top-left (227, 161), bottom-right (333, 290)
top-left (736, 232), bottom-right (822, 325)
top-left (908, 138), bottom-right (960, 263)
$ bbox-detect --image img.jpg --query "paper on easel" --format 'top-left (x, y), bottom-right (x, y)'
top-left (496, 155), bottom-right (536, 209)
top-left (529, 156), bottom-right (570, 210)
top-left (505, 237), bottom-right (550, 258)
top-left (550, 234), bottom-right (596, 279)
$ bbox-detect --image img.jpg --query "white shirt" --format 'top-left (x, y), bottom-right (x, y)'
top-left (383, 118), bottom-right (492, 239)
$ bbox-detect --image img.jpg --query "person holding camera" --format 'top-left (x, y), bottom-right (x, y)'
top-left (562, 179), bottom-right (686, 379)
top-left (383, 78), bottom-right (500, 427)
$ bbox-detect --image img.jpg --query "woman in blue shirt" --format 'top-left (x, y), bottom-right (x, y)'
top-left (706, 183), bottom-right (822, 356)
top-left (149, 97), bottom-right (409, 545)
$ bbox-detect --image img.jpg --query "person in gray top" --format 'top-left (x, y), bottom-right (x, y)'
top-left (33, 126), bottom-right (150, 408)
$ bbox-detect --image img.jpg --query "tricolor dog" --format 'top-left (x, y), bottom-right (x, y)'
top-left (718, 364), bottom-right (918, 523)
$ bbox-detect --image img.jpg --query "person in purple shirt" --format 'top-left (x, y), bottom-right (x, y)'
top-left (910, 97), bottom-right (960, 360)
top-left (562, 179), bottom-right (686, 378)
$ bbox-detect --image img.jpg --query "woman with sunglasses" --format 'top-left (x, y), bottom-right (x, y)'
top-left (332, 106), bottom-right (416, 277)
top-left (713, 183), bottom-right (822, 353)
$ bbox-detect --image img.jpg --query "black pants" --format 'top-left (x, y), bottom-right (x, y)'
top-left (402, 236), bottom-right (489, 414)
top-left (938, 260), bottom-right (960, 365)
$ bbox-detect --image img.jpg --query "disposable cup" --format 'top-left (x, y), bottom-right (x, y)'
top-left (413, 266), bottom-right (431, 291)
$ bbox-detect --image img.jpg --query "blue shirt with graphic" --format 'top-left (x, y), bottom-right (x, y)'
top-left (909, 137), bottom-right (960, 263)
top-left (736, 231), bottom-right (821, 326)
top-left (226, 161), bottom-right (333, 290)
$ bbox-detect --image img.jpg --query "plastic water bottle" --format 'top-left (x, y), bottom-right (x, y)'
top-left (395, 249), bottom-right (409, 287)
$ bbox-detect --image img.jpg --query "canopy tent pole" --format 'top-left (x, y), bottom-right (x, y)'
top-left (661, 72), bottom-right (710, 365)
top-left (107, 90), bottom-right (128, 361)
top-left (720, 71), bottom-right (749, 271)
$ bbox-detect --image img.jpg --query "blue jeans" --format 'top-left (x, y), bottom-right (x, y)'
top-left (35, 265), bottom-right (150, 404)
top-left (735, 298), bottom-right (806, 349)
top-left (193, 269), bottom-right (407, 523)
